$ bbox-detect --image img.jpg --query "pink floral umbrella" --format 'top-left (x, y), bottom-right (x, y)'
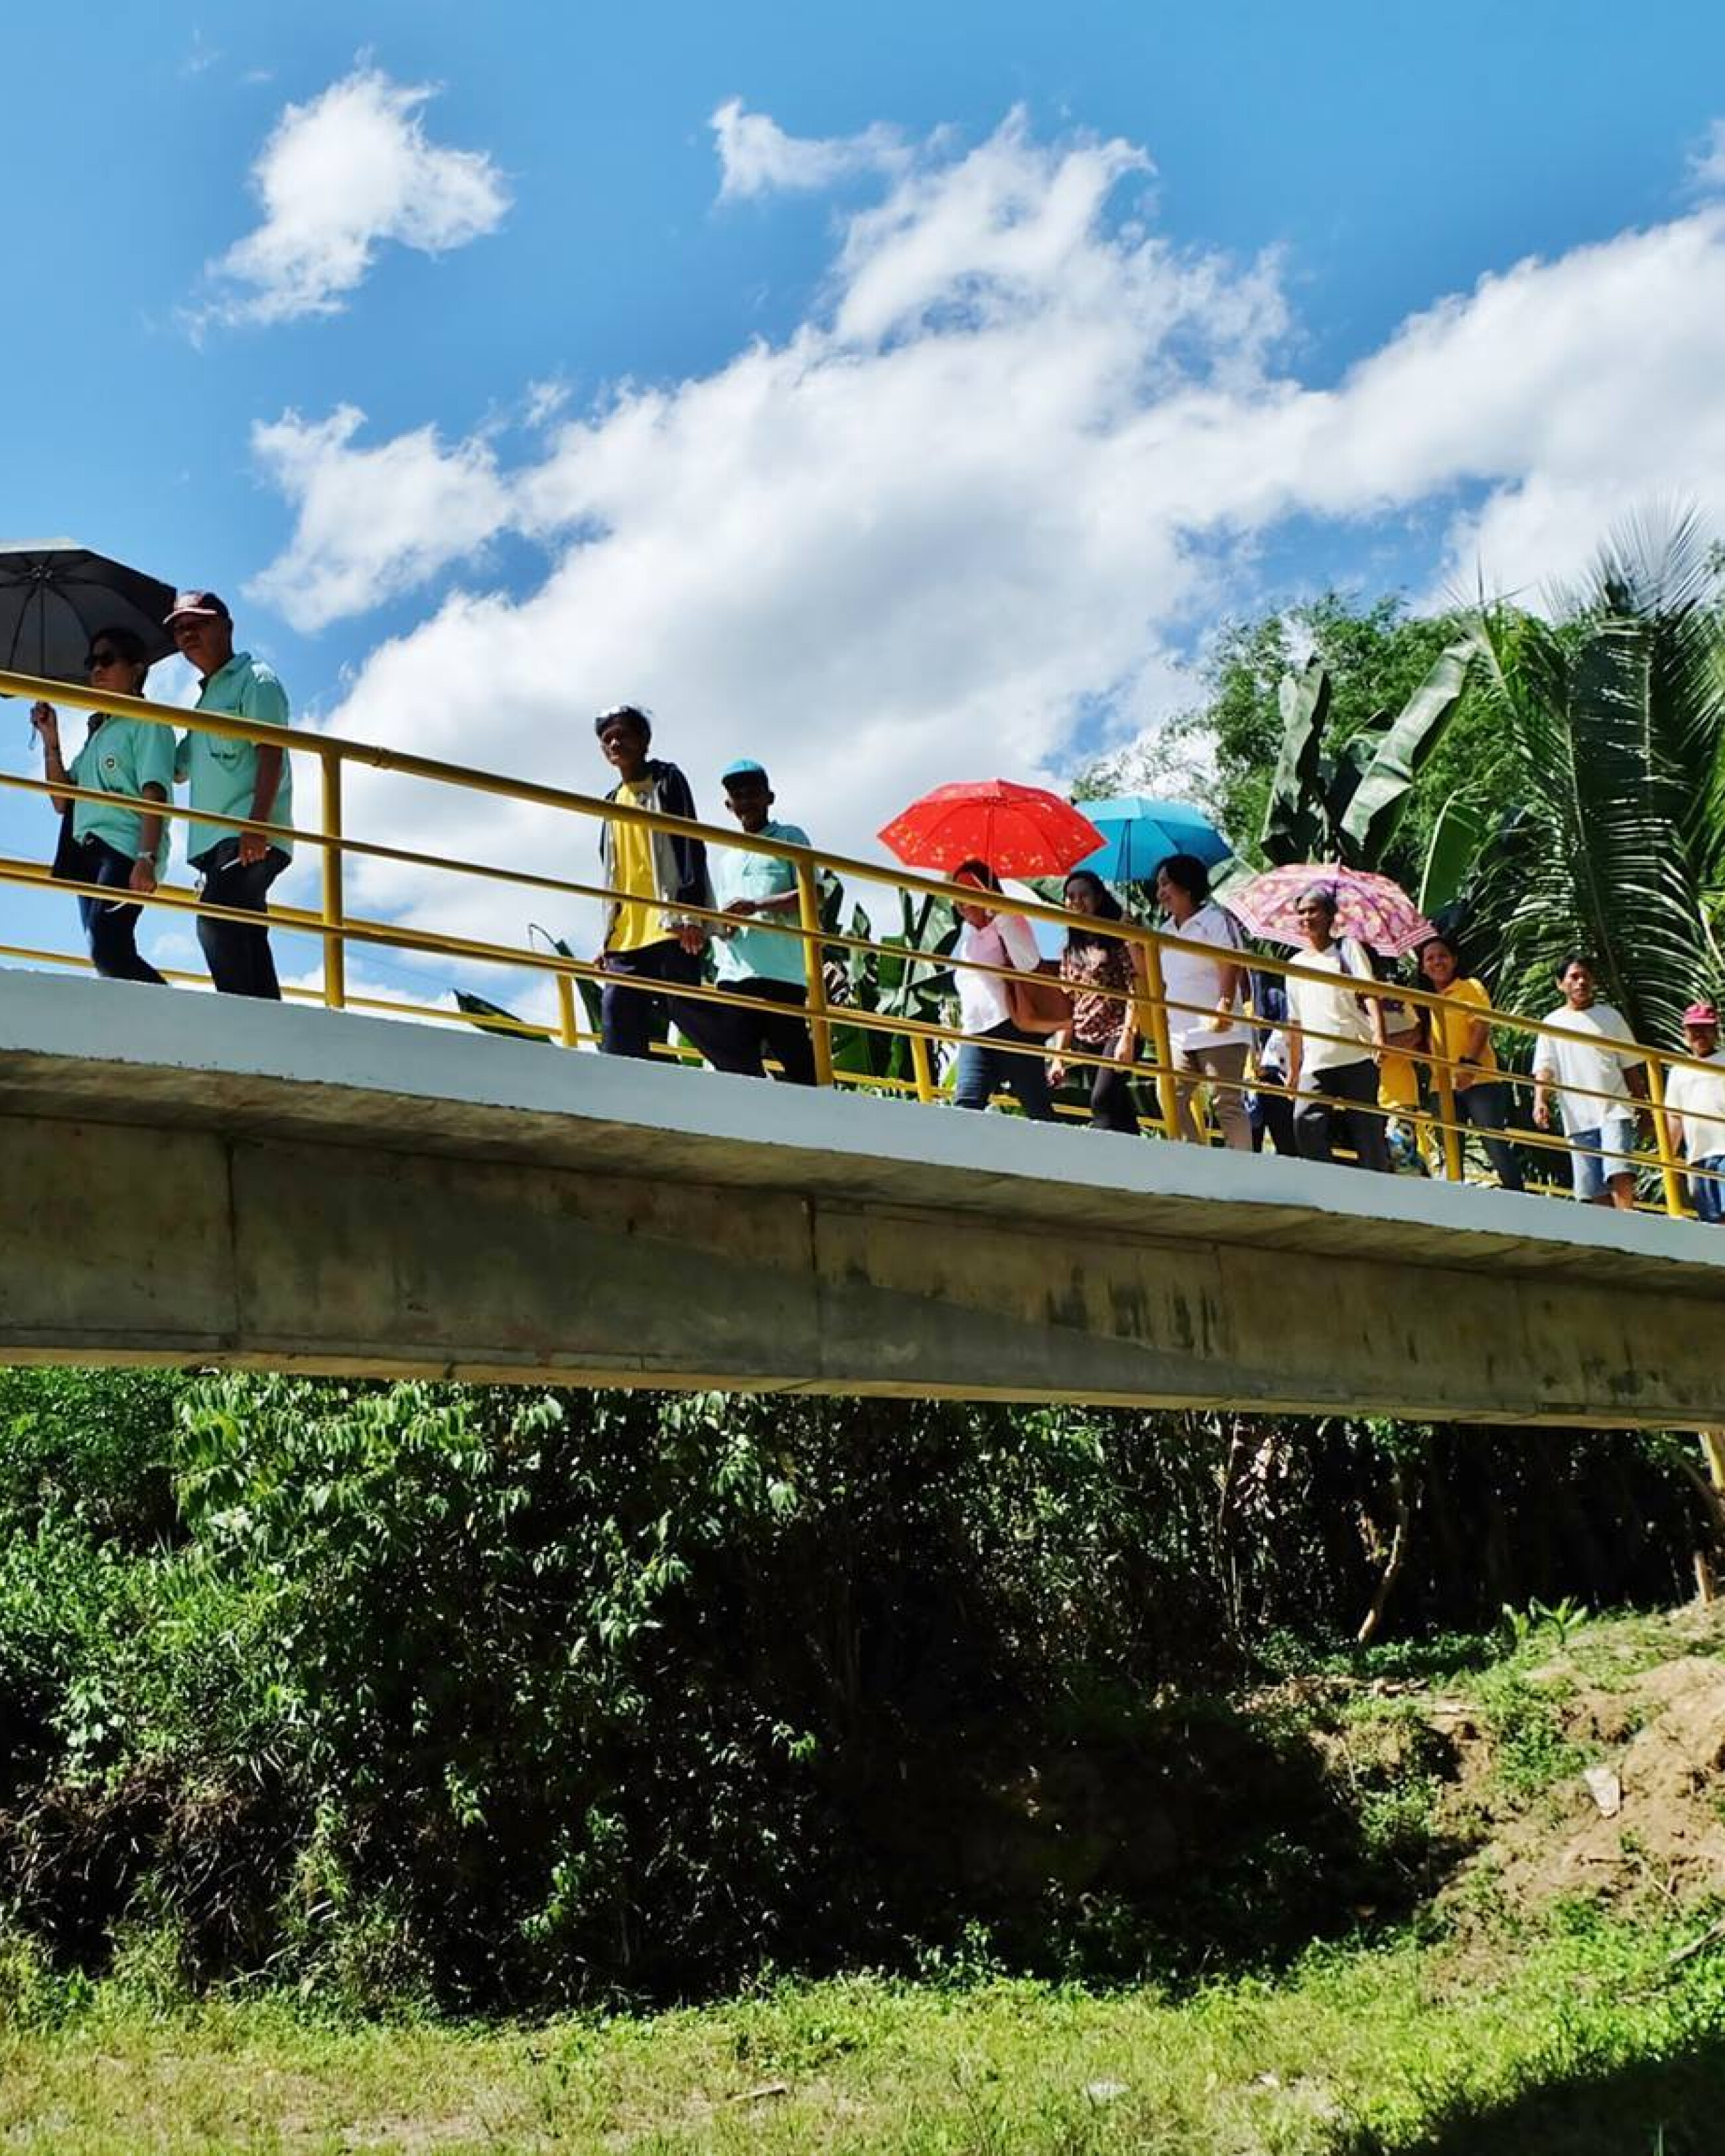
top-left (1221, 864), bottom-right (1434, 957)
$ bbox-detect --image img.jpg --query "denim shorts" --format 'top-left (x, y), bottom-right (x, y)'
top-left (1567, 1114), bottom-right (1638, 1201)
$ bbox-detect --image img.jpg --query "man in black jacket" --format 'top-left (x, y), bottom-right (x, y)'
top-left (593, 705), bottom-right (739, 1068)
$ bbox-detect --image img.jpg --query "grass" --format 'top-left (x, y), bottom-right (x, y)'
top-left (2, 1912), bottom-right (1723, 2153)
top-left (7, 1604), bottom-right (1722, 2152)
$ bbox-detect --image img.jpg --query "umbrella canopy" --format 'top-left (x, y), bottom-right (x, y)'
top-left (0, 541), bottom-right (177, 685)
top-left (878, 779), bottom-right (1104, 880)
top-left (1221, 863), bottom-right (1434, 957)
top-left (1074, 795), bottom-right (1231, 885)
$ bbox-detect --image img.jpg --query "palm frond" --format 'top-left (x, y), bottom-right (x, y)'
top-left (1464, 508), bottom-right (1725, 1044)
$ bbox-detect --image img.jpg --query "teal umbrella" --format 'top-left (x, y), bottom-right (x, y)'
top-left (1074, 796), bottom-right (1230, 885)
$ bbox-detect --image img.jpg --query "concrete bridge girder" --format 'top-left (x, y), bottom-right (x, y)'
top-left (0, 971), bottom-right (1720, 1428)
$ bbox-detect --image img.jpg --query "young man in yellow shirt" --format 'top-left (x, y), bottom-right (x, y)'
top-left (594, 705), bottom-right (736, 1069)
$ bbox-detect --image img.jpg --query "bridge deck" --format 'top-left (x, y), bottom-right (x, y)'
top-left (0, 971), bottom-right (1720, 1422)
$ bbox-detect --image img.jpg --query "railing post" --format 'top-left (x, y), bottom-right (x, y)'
top-left (320, 750), bottom-right (345, 1010)
top-left (1137, 931), bottom-right (1183, 1141)
top-left (910, 1031), bottom-right (935, 1103)
top-left (795, 859), bottom-right (834, 1087)
top-left (555, 971), bottom-right (579, 1048)
top-left (1432, 1052), bottom-right (1464, 1183)
top-left (1642, 1053), bottom-right (1687, 1219)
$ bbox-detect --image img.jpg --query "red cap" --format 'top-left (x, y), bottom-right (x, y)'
top-left (165, 590), bottom-right (230, 624)
top-left (1683, 1001), bottom-right (1718, 1028)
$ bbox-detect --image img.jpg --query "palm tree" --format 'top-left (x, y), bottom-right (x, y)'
top-left (1462, 509), bottom-right (1725, 1047)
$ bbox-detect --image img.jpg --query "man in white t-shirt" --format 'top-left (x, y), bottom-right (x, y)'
top-left (1282, 884), bottom-right (1391, 1172)
top-left (1153, 854), bottom-right (1251, 1149)
top-left (1531, 955), bottom-right (1646, 1208)
top-left (1665, 999), bottom-right (1725, 1224)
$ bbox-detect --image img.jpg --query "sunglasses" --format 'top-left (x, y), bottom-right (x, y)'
top-left (85, 649), bottom-right (126, 669)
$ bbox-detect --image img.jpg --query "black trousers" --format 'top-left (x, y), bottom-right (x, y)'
top-left (1454, 1081), bottom-right (1525, 1192)
top-left (697, 978), bottom-right (817, 1084)
top-left (1084, 1057), bottom-right (1141, 1133)
top-left (599, 940), bottom-right (748, 1071)
top-left (1252, 1074), bottom-right (1297, 1157)
top-left (75, 836), bottom-right (166, 986)
top-left (1294, 1055), bottom-right (1391, 1172)
top-left (195, 837), bottom-right (287, 999)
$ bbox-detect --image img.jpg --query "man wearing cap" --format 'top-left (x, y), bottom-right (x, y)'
top-left (593, 704), bottom-right (736, 1065)
top-left (1666, 1002), bottom-right (1725, 1223)
top-left (700, 760), bottom-right (815, 1085)
top-left (166, 593), bottom-right (293, 1000)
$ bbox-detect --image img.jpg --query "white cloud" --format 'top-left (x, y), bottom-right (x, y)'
top-left (246, 405), bottom-right (511, 630)
top-left (711, 98), bottom-right (910, 201)
top-left (244, 108), bottom-right (1725, 975)
top-left (1689, 117), bottom-right (1725, 194)
top-left (202, 66), bottom-right (509, 326)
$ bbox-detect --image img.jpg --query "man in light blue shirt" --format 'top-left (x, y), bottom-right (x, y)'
top-left (167, 591), bottom-right (293, 1000)
top-left (701, 760), bottom-right (815, 1084)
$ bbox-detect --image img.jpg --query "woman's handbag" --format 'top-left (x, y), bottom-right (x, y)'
top-left (1007, 959), bottom-right (1073, 1037)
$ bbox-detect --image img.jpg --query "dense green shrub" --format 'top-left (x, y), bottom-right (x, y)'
top-left (0, 1371), bottom-right (1711, 2008)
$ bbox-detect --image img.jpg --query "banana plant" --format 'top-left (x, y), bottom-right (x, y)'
top-left (823, 880), bottom-right (960, 1090)
top-left (1259, 641), bottom-right (1474, 871)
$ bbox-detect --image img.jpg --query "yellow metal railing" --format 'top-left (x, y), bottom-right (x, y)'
top-left (5, 662), bottom-right (1725, 1221)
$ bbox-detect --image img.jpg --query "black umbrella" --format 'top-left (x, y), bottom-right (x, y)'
top-left (0, 540), bottom-right (177, 686)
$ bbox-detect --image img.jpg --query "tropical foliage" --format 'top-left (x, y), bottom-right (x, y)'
top-left (1459, 512), bottom-right (1725, 1042)
top-left (1257, 639), bottom-right (1474, 890)
top-left (0, 1368), bottom-right (1713, 2010)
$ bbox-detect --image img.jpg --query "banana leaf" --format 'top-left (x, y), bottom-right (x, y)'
top-left (1260, 660), bottom-right (1330, 863)
top-left (452, 990), bottom-right (554, 1044)
top-left (1416, 791), bottom-right (1487, 919)
top-left (1338, 640), bottom-right (1473, 863)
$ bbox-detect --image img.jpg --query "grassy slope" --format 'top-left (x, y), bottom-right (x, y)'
top-left (4, 1610), bottom-right (1723, 2155)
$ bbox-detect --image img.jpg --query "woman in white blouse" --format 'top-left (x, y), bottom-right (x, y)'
top-left (950, 860), bottom-right (1055, 1120)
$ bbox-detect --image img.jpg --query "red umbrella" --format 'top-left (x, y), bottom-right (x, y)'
top-left (878, 780), bottom-right (1104, 879)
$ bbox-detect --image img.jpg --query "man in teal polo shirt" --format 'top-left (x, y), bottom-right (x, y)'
top-left (166, 591), bottom-right (294, 1000)
top-left (702, 759), bottom-right (815, 1084)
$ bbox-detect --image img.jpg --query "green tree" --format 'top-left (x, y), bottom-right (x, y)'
top-left (1462, 511), bottom-right (1725, 1043)
top-left (1075, 592), bottom-right (1517, 895)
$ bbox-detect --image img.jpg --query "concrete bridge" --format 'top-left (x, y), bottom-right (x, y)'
top-left (0, 969), bottom-right (1720, 1426)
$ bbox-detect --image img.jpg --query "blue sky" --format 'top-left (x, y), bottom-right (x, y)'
top-left (7, 1), bottom-right (1725, 1006)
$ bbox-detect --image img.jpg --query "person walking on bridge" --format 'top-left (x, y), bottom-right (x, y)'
top-left (699, 758), bottom-right (816, 1084)
top-left (1282, 884), bottom-right (1391, 1173)
top-left (1531, 955), bottom-right (1645, 1209)
top-left (167, 592), bottom-right (293, 1000)
top-left (1416, 933), bottom-right (1524, 1192)
top-left (1152, 852), bottom-right (1251, 1150)
top-left (950, 860), bottom-right (1056, 1122)
top-left (30, 628), bottom-right (172, 984)
top-left (1663, 1001), bottom-right (1725, 1223)
top-left (593, 705), bottom-right (733, 1069)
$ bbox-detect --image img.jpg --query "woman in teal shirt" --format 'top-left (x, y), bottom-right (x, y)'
top-left (31, 628), bottom-right (174, 985)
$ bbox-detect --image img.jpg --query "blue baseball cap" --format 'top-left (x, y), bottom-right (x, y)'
top-left (721, 758), bottom-right (770, 786)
